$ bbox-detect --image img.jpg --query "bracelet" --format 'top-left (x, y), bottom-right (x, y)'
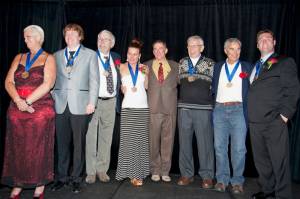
top-left (25, 99), bottom-right (32, 106)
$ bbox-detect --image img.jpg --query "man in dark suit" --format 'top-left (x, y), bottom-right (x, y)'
top-left (85, 30), bottom-right (121, 184)
top-left (248, 29), bottom-right (300, 199)
top-left (144, 40), bottom-right (178, 182)
top-left (212, 38), bottom-right (251, 194)
top-left (51, 23), bottom-right (100, 193)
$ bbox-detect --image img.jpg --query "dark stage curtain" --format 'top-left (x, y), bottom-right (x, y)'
top-left (1, 0), bottom-right (300, 181)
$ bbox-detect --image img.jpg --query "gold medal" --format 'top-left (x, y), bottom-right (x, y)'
top-left (103, 71), bottom-right (109, 77)
top-left (131, 87), bottom-right (137, 92)
top-left (21, 71), bottom-right (29, 79)
top-left (188, 76), bottom-right (195, 82)
top-left (66, 67), bottom-right (72, 73)
top-left (226, 82), bottom-right (233, 88)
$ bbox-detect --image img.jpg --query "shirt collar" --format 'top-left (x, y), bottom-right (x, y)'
top-left (260, 52), bottom-right (274, 64)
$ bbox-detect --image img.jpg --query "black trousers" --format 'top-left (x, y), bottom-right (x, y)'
top-left (249, 116), bottom-right (292, 199)
top-left (55, 105), bottom-right (89, 183)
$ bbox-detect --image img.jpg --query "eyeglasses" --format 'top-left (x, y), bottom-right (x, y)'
top-left (187, 44), bottom-right (203, 48)
top-left (98, 38), bottom-right (111, 42)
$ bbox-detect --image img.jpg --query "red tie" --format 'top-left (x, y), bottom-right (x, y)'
top-left (158, 62), bottom-right (164, 84)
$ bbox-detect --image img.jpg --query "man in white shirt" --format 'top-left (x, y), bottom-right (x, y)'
top-left (85, 30), bottom-right (121, 184)
top-left (211, 38), bottom-right (251, 194)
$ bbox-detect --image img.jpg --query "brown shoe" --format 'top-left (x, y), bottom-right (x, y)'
top-left (97, 172), bottom-right (110, 183)
top-left (202, 178), bottom-right (213, 189)
top-left (177, 176), bottom-right (194, 186)
top-left (85, 175), bottom-right (96, 184)
top-left (231, 184), bottom-right (244, 194)
top-left (214, 182), bottom-right (226, 192)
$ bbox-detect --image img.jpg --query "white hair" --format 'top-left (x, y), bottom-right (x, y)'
top-left (98, 29), bottom-right (115, 48)
top-left (224, 38), bottom-right (242, 49)
top-left (24, 25), bottom-right (45, 45)
top-left (187, 35), bottom-right (204, 46)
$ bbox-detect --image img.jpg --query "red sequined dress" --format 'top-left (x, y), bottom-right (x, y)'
top-left (1, 61), bottom-right (55, 188)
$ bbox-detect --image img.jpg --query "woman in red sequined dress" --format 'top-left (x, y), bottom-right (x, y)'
top-left (1, 25), bottom-right (56, 199)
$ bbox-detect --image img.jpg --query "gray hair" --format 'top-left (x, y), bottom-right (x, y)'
top-left (187, 35), bottom-right (204, 46)
top-left (98, 29), bottom-right (115, 48)
top-left (24, 25), bottom-right (44, 45)
top-left (224, 38), bottom-right (242, 49)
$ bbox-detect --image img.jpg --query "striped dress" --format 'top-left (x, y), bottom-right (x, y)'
top-left (116, 72), bottom-right (150, 180)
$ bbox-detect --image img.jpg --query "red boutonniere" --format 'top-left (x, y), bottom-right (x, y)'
top-left (266, 57), bottom-right (278, 69)
top-left (239, 72), bottom-right (248, 79)
top-left (139, 65), bottom-right (148, 75)
top-left (114, 59), bottom-right (121, 67)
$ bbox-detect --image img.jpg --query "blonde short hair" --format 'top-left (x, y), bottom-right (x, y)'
top-left (24, 25), bottom-right (45, 45)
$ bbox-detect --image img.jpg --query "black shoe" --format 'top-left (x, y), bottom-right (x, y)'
top-left (251, 191), bottom-right (275, 199)
top-left (72, 182), bottom-right (81, 194)
top-left (51, 181), bottom-right (65, 191)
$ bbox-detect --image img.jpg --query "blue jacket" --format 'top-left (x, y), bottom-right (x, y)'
top-left (211, 60), bottom-right (252, 123)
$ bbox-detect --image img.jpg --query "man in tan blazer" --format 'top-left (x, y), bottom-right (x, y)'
top-left (144, 40), bottom-right (178, 182)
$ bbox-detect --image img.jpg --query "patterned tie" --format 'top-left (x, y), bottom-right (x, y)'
top-left (158, 62), bottom-right (164, 84)
top-left (105, 56), bottom-right (114, 94)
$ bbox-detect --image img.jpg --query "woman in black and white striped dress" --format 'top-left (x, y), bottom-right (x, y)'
top-left (115, 39), bottom-right (150, 186)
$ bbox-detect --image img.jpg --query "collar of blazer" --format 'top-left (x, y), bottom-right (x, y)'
top-left (261, 53), bottom-right (280, 72)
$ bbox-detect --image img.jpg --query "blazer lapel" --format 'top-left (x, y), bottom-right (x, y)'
top-left (60, 48), bottom-right (69, 77)
top-left (259, 53), bottom-right (278, 77)
top-left (71, 45), bottom-right (85, 73)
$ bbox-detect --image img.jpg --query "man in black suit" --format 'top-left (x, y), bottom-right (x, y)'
top-left (248, 29), bottom-right (300, 199)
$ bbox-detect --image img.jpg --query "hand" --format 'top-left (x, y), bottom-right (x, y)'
top-left (86, 104), bottom-right (95, 114)
top-left (15, 99), bottom-right (29, 112)
top-left (280, 114), bottom-right (288, 123)
top-left (121, 85), bottom-right (127, 94)
top-left (26, 106), bottom-right (35, 113)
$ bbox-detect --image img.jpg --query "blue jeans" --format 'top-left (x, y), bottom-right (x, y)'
top-left (213, 103), bottom-right (247, 186)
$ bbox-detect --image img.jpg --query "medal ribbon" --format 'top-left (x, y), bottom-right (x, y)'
top-left (25, 48), bottom-right (44, 72)
top-left (65, 45), bottom-right (81, 66)
top-left (187, 58), bottom-right (197, 75)
top-left (225, 61), bottom-right (240, 83)
top-left (128, 63), bottom-right (139, 87)
top-left (96, 50), bottom-right (110, 71)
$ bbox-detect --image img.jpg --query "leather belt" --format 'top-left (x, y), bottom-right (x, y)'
top-left (98, 97), bottom-right (114, 100)
top-left (218, 101), bottom-right (242, 106)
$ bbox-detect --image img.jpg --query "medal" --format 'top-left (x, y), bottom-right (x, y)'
top-left (188, 76), bottom-right (195, 82)
top-left (23, 48), bottom-right (44, 79)
top-left (131, 87), bottom-right (137, 92)
top-left (97, 50), bottom-right (111, 75)
top-left (21, 71), bottom-right (29, 79)
top-left (103, 71), bottom-right (109, 77)
top-left (225, 61), bottom-right (240, 88)
top-left (66, 67), bottom-right (72, 73)
top-left (65, 45), bottom-right (81, 66)
top-left (128, 62), bottom-right (139, 90)
top-left (226, 82), bottom-right (233, 87)
top-left (187, 57), bottom-right (200, 81)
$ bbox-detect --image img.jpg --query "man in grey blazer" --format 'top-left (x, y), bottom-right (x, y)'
top-left (51, 23), bottom-right (100, 193)
top-left (144, 40), bottom-right (178, 182)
